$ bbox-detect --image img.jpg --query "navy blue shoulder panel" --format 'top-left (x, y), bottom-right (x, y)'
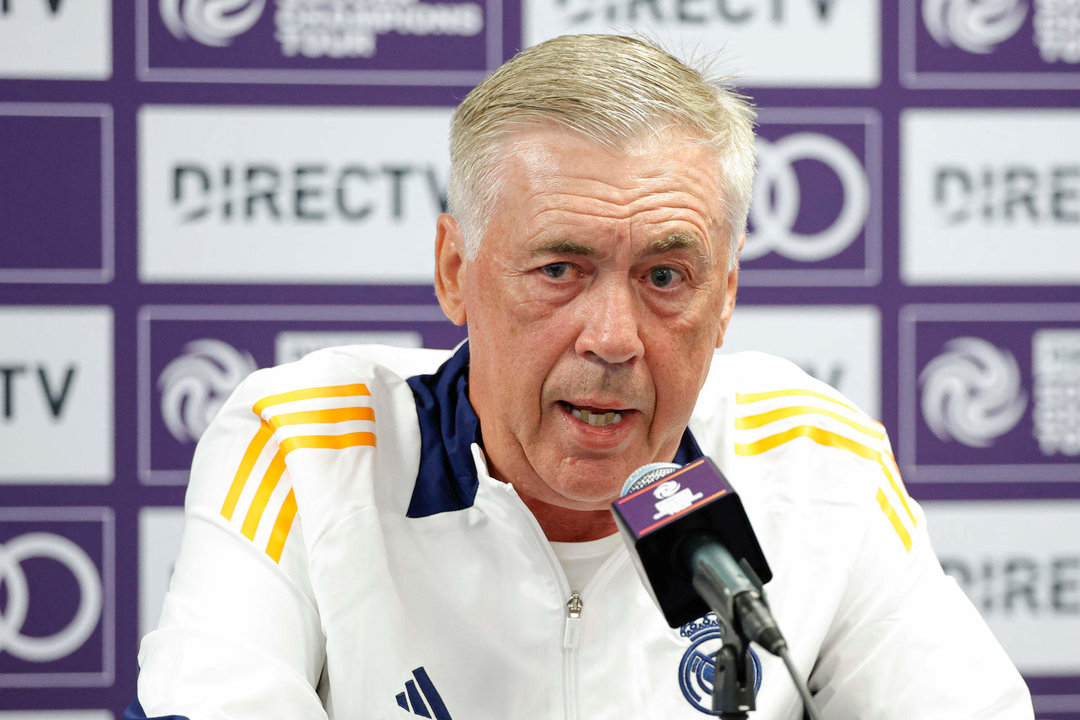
top-left (404, 341), bottom-right (706, 517)
top-left (123, 698), bottom-right (189, 720)
top-left (405, 342), bottom-right (482, 518)
top-left (674, 423), bottom-right (705, 466)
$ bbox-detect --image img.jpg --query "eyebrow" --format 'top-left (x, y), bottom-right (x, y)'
top-left (646, 232), bottom-right (705, 256)
top-left (530, 240), bottom-right (596, 257)
top-left (528, 232), bottom-right (707, 259)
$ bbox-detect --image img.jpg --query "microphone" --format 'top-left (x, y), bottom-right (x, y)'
top-left (611, 457), bottom-right (785, 656)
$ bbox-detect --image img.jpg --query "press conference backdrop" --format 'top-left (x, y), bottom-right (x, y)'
top-left (0, 2), bottom-right (1077, 717)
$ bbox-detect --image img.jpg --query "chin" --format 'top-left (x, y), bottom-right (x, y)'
top-left (553, 480), bottom-right (625, 508)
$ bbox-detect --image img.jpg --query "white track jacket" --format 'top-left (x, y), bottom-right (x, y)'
top-left (130, 343), bottom-right (1033, 719)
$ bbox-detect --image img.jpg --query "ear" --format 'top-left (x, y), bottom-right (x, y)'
top-left (435, 213), bottom-right (468, 326)
top-left (715, 234), bottom-right (745, 348)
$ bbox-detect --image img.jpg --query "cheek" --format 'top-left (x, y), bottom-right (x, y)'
top-left (646, 315), bottom-right (718, 403)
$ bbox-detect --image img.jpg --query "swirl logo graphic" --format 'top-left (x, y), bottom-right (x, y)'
top-left (161, 0), bottom-right (267, 47)
top-left (158, 339), bottom-right (257, 444)
top-left (653, 481), bottom-right (680, 499)
top-left (919, 337), bottom-right (1028, 448)
top-left (745, 133), bottom-right (870, 263)
top-left (922, 0), bottom-right (1028, 54)
top-left (0, 533), bottom-right (103, 662)
top-left (678, 613), bottom-right (761, 715)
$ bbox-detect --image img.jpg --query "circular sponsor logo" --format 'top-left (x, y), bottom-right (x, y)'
top-left (919, 336), bottom-right (1027, 448)
top-left (158, 338), bottom-right (258, 444)
top-left (0, 533), bottom-right (103, 662)
top-left (922, 0), bottom-right (1027, 54)
top-left (745, 133), bottom-right (870, 263)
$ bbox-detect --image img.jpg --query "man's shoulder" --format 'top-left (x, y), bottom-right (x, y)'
top-left (694, 350), bottom-right (885, 469)
top-left (703, 350), bottom-right (865, 413)
top-left (230, 344), bottom-right (454, 405)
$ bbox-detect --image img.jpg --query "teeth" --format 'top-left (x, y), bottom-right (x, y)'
top-left (570, 407), bottom-right (623, 427)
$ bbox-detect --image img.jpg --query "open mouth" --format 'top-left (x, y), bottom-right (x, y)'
top-left (562, 402), bottom-right (624, 428)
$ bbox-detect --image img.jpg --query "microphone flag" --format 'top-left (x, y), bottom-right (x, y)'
top-left (611, 457), bottom-right (772, 627)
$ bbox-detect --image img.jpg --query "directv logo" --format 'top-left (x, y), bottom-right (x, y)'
top-left (395, 666), bottom-right (453, 719)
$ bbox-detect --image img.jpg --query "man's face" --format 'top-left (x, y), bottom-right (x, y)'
top-left (436, 126), bottom-right (741, 521)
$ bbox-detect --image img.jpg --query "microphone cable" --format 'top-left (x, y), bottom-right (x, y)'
top-left (776, 643), bottom-right (824, 720)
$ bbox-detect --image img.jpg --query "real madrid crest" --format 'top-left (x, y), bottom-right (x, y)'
top-left (678, 612), bottom-right (762, 715)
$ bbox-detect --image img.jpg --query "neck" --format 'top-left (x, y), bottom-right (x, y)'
top-left (518, 493), bottom-right (619, 542)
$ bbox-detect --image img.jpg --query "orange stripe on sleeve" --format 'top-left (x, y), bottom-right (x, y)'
top-left (241, 450), bottom-right (287, 541)
top-left (265, 490), bottom-right (298, 564)
top-left (222, 422), bottom-right (273, 521)
top-left (876, 487), bottom-right (913, 552)
top-left (279, 432), bottom-right (376, 455)
top-left (252, 383), bottom-right (370, 416)
top-left (268, 406), bottom-right (375, 429)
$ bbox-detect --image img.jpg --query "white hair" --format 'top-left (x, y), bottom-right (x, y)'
top-left (447, 34), bottom-right (757, 269)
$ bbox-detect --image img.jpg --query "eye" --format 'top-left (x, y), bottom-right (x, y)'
top-left (541, 262), bottom-right (572, 279)
top-left (648, 266), bottom-right (680, 288)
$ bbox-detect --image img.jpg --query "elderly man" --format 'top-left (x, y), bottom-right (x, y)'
top-left (128, 35), bottom-right (1033, 719)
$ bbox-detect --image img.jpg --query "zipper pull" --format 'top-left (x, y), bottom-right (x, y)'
top-left (564, 592), bottom-right (583, 649)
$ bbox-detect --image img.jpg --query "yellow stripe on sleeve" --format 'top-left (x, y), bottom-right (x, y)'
top-left (737, 424), bottom-right (915, 551)
top-left (876, 487), bottom-right (912, 551)
top-left (735, 405), bottom-right (884, 441)
top-left (268, 406), bottom-right (375, 429)
top-left (735, 424), bottom-right (879, 463)
top-left (222, 422), bottom-right (273, 521)
top-left (240, 450), bottom-right (287, 540)
top-left (252, 383), bottom-right (370, 416)
top-left (737, 388), bottom-right (858, 414)
top-left (878, 452), bottom-right (917, 526)
top-left (266, 489), bottom-right (298, 564)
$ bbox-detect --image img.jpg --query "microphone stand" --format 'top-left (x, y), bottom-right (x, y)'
top-left (689, 545), bottom-right (759, 718)
top-left (689, 541), bottom-right (825, 720)
top-left (709, 605), bottom-right (757, 719)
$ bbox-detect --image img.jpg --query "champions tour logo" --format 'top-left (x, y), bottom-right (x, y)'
top-left (160, 0), bottom-right (483, 59)
top-left (679, 613), bottom-right (762, 715)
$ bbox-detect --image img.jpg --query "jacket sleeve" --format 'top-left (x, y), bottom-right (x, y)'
top-left (132, 369), bottom-right (329, 720)
top-left (808, 443), bottom-right (1034, 719)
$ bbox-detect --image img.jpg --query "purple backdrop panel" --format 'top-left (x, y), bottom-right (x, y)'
top-left (741, 109), bottom-right (881, 287)
top-left (137, 304), bottom-right (465, 485)
top-left (0, 508), bottom-right (115, 688)
top-left (899, 304), bottom-right (1080, 482)
top-left (138, 0), bottom-right (502, 83)
top-left (902, 0), bottom-right (1080, 88)
top-left (0, 105), bottom-right (113, 284)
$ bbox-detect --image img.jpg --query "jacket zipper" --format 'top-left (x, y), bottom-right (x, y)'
top-left (564, 592), bottom-right (583, 648)
top-left (564, 591), bottom-right (583, 720)
top-left (496, 476), bottom-right (629, 720)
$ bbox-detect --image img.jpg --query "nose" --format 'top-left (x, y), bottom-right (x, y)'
top-left (574, 277), bottom-right (645, 365)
